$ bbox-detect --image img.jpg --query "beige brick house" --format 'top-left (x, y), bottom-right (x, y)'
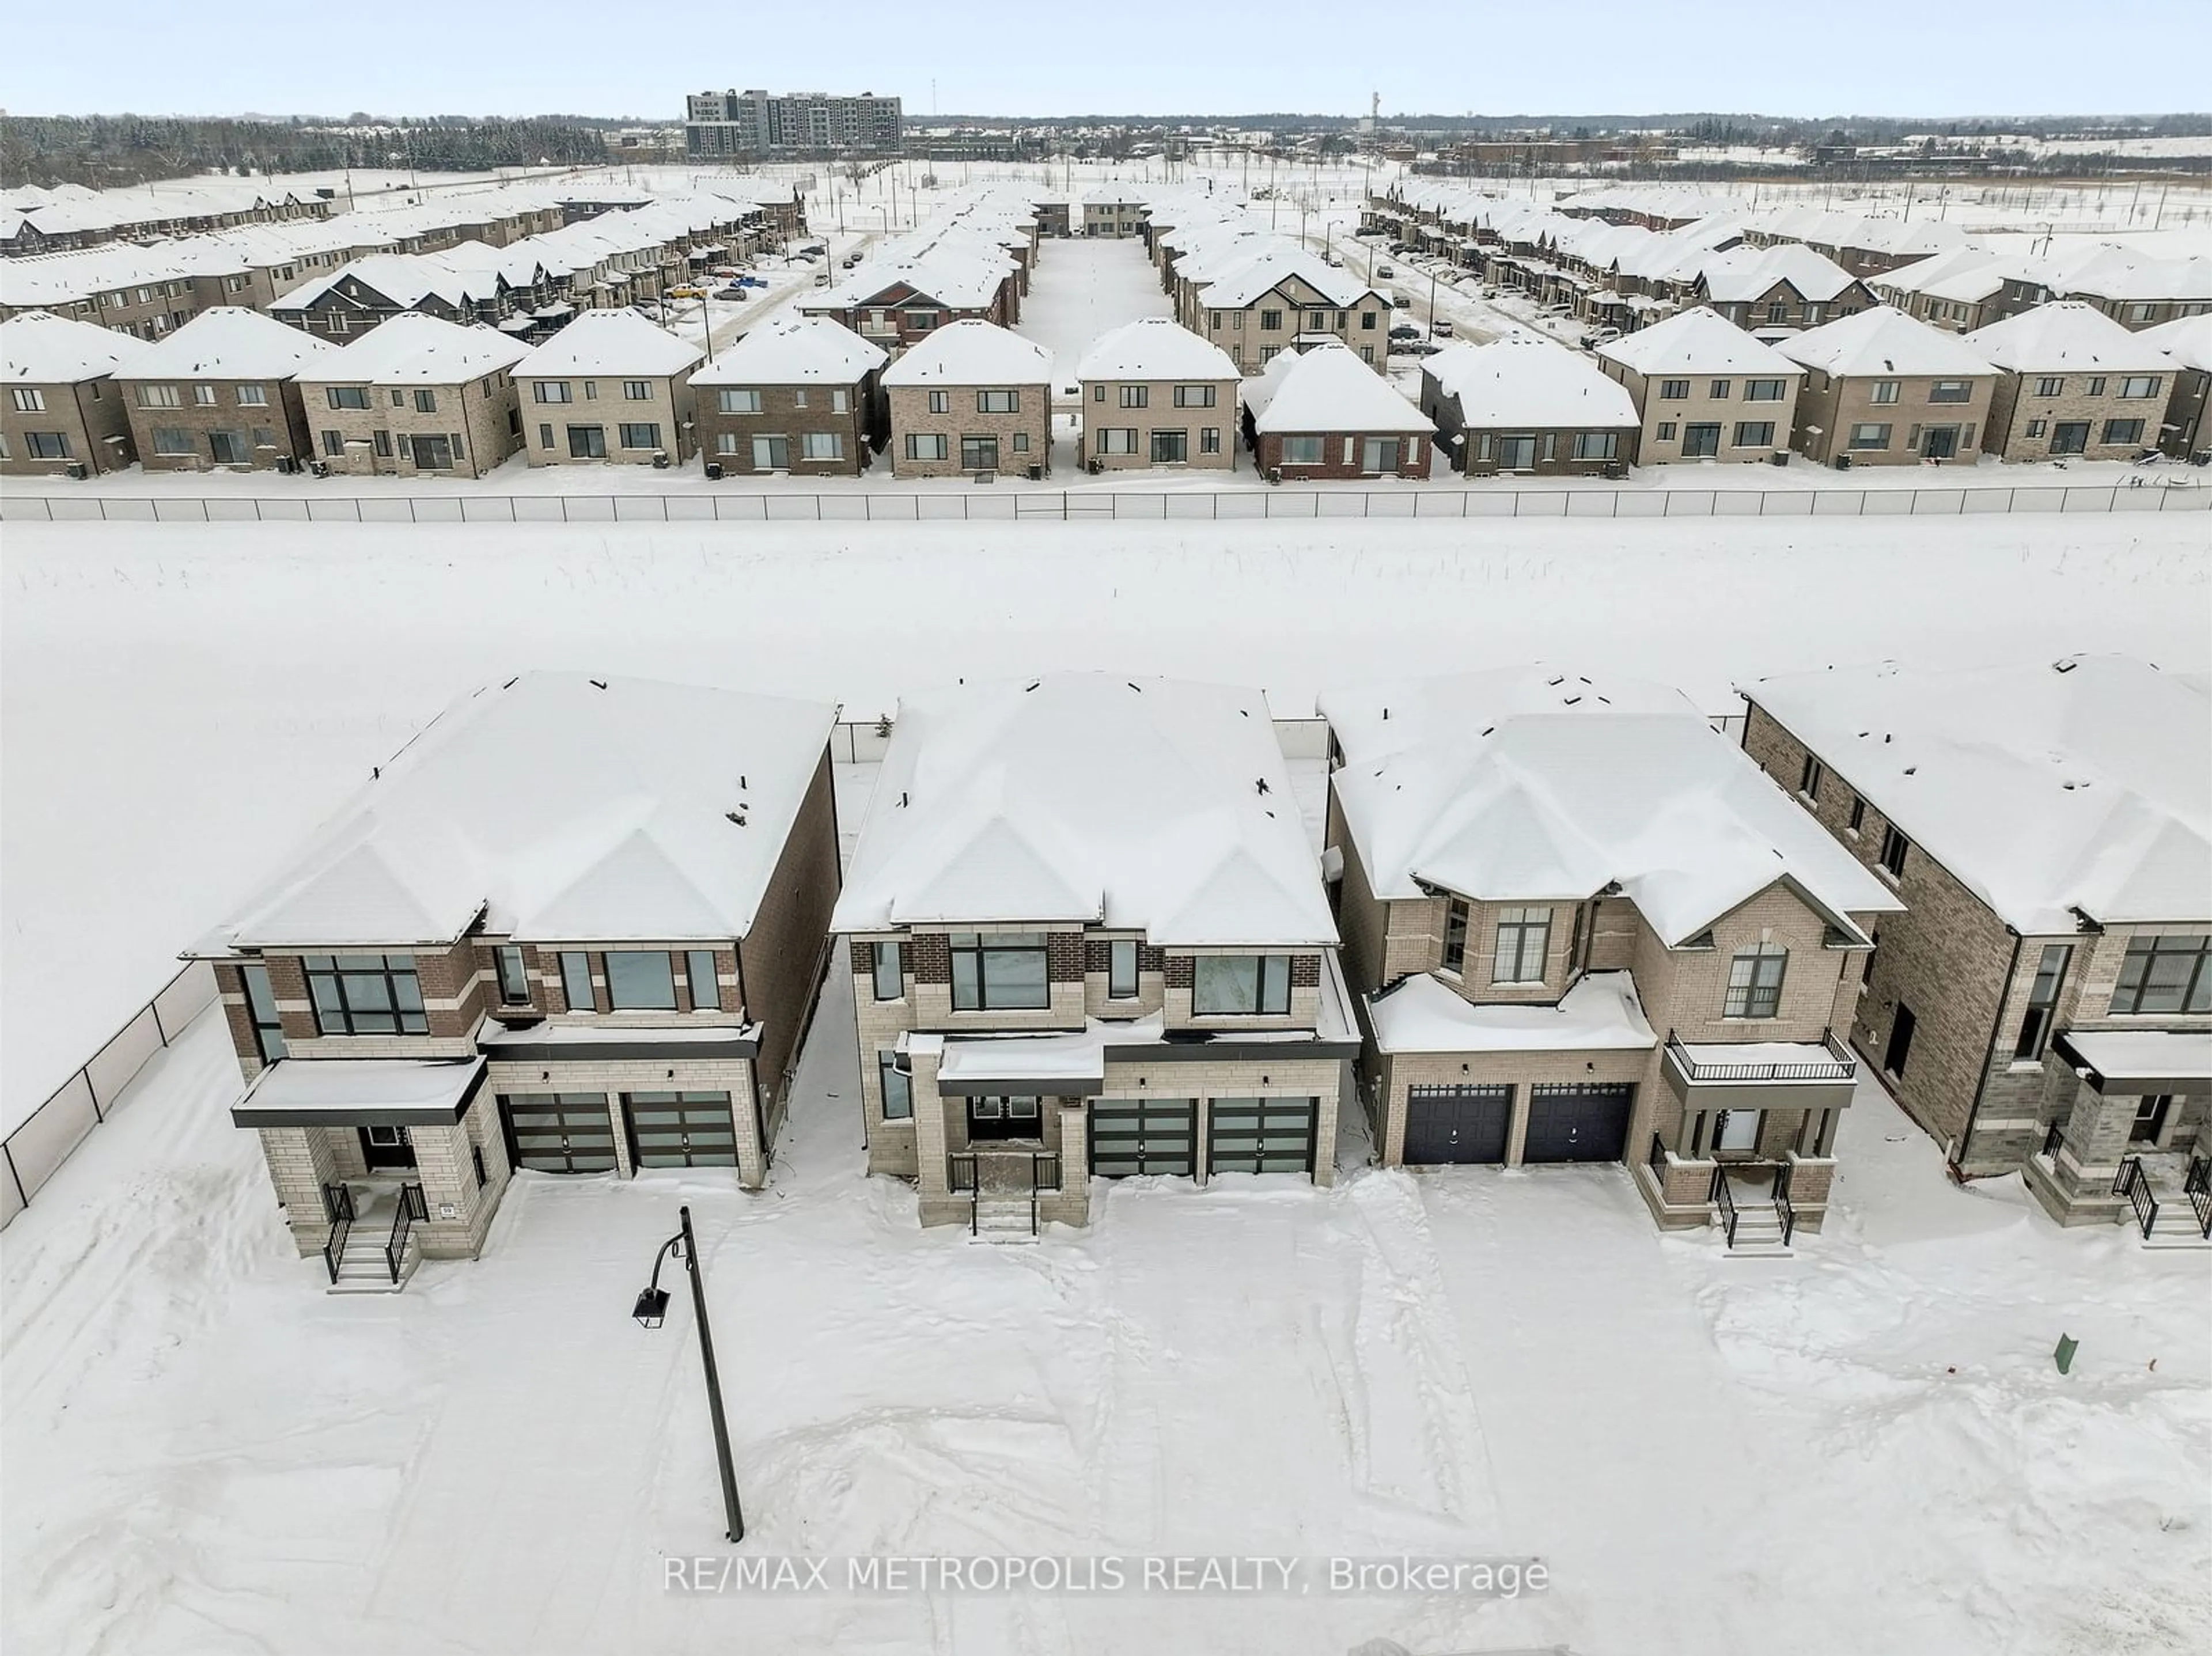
top-left (513, 308), bottom-right (704, 467)
top-left (1321, 667), bottom-right (1902, 1244)
top-left (1244, 339), bottom-right (1434, 480)
top-left (1594, 306), bottom-right (1804, 465)
top-left (1, 309), bottom-right (138, 475)
top-left (881, 318), bottom-right (1052, 479)
top-left (1187, 250), bottom-right (1390, 374)
top-left (297, 312), bottom-right (529, 479)
top-left (831, 674), bottom-right (1357, 1236)
top-left (690, 316), bottom-right (889, 477)
top-left (1420, 336), bottom-right (1641, 476)
top-left (187, 673), bottom-right (842, 1287)
top-left (1074, 317), bottom-right (1239, 471)
top-left (2141, 313), bottom-right (2211, 459)
top-left (115, 305), bottom-right (339, 471)
top-left (1964, 301), bottom-right (2178, 462)
top-left (1775, 305), bottom-right (1998, 467)
top-left (1741, 657), bottom-right (2210, 1237)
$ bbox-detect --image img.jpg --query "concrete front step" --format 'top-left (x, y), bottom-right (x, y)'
top-left (968, 1201), bottom-right (1040, 1245)
top-left (325, 1235), bottom-right (422, 1293)
top-left (1716, 1207), bottom-right (1796, 1257)
top-left (2141, 1225), bottom-right (2212, 1250)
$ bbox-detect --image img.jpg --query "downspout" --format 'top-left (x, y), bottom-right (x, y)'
top-left (1952, 926), bottom-right (2022, 1181)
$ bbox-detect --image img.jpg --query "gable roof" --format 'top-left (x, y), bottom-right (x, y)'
top-left (1774, 305), bottom-right (1997, 380)
top-left (1425, 336), bottom-right (1639, 430)
top-left (1596, 306), bottom-right (1804, 378)
top-left (1, 309), bottom-right (139, 383)
top-left (2138, 312), bottom-right (2212, 374)
top-left (880, 319), bottom-right (1052, 387)
top-left (831, 674), bottom-right (1338, 949)
top-left (115, 306), bottom-right (340, 380)
top-left (199, 674), bottom-right (838, 952)
top-left (1322, 666), bottom-right (1902, 947)
top-left (690, 316), bottom-right (888, 386)
top-left (514, 308), bottom-right (704, 378)
top-left (1694, 242), bottom-right (1861, 305)
top-left (1075, 317), bottom-right (1238, 382)
top-left (1247, 341), bottom-right (1434, 435)
top-left (1197, 248), bottom-right (1377, 312)
top-left (1743, 655), bottom-right (2211, 934)
top-left (1963, 300), bottom-right (2175, 374)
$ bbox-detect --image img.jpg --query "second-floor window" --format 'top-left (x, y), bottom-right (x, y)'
top-left (719, 388), bottom-right (762, 414)
top-left (605, 950), bottom-right (677, 1010)
top-left (1493, 907), bottom-right (1550, 983)
top-left (1109, 939), bottom-right (1139, 999)
top-left (1879, 825), bottom-right (1910, 878)
top-left (1724, 943), bottom-right (1788, 1018)
top-left (242, 962), bottom-right (286, 1062)
top-left (872, 940), bottom-right (903, 1001)
top-left (305, 953), bottom-right (426, 1035)
top-left (496, 945), bottom-right (531, 1005)
top-left (687, 950), bottom-right (721, 1011)
top-left (950, 931), bottom-right (1050, 1011)
top-left (1799, 755), bottom-right (1823, 800)
top-left (1192, 955), bottom-right (1291, 1016)
top-left (2013, 944), bottom-right (2071, 1060)
top-left (977, 389), bottom-right (1019, 414)
top-left (560, 950), bottom-right (595, 1011)
top-left (1443, 899), bottom-right (1469, 973)
top-left (2110, 934), bottom-right (2212, 1016)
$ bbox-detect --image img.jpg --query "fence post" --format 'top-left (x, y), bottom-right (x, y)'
top-left (85, 1063), bottom-right (104, 1124)
top-left (2, 1143), bottom-right (25, 1212)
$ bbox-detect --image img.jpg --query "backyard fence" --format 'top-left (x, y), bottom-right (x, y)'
top-left (1, 962), bottom-right (216, 1229)
top-left (2, 480), bottom-right (2205, 526)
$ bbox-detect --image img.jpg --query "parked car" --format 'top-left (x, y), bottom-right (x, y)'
top-left (1390, 294), bottom-right (1412, 309)
top-left (1353, 225), bottom-right (1387, 238)
top-left (711, 266), bottom-right (743, 278)
top-left (1389, 323), bottom-right (1422, 340)
top-left (714, 285), bottom-right (747, 300)
top-left (842, 255), bottom-right (861, 268)
top-left (813, 271), bottom-right (832, 286)
top-left (669, 285), bottom-right (707, 300)
top-left (1377, 264), bottom-right (1395, 279)
top-left (1431, 319), bottom-right (1454, 338)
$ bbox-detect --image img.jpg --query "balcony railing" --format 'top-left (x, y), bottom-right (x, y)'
top-left (1666, 1030), bottom-right (1857, 1084)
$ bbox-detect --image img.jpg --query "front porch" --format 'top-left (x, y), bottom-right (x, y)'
top-left (2024, 1028), bottom-right (2211, 1240)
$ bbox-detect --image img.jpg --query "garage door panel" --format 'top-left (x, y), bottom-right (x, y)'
top-left (1092, 1099), bottom-right (1195, 1177)
top-left (626, 1090), bottom-right (740, 1168)
top-left (1404, 1084), bottom-right (1512, 1164)
top-left (1524, 1083), bottom-right (1633, 1163)
top-left (1206, 1097), bottom-right (1317, 1177)
top-left (502, 1092), bottom-right (617, 1173)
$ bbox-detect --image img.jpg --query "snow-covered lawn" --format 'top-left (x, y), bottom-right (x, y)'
top-left (3, 960), bottom-right (2206, 1656)
top-left (5, 511), bottom-right (2207, 1133)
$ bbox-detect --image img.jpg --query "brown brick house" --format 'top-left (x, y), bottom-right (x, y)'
top-left (296, 312), bottom-right (530, 479)
top-left (1964, 301), bottom-right (2179, 462)
top-left (1074, 317), bottom-right (1240, 472)
top-left (2141, 313), bottom-right (2211, 459)
top-left (1594, 306), bottom-right (1804, 466)
top-left (798, 255), bottom-right (1019, 357)
top-left (1740, 657), bottom-right (2210, 1235)
top-left (1244, 339), bottom-right (1434, 480)
top-left (187, 673), bottom-right (841, 1286)
top-left (881, 319), bottom-right (1053, 479)
top-left (1775, 305), bottom-right (1999, 467)
top-left (831, 674), bottom-right (1357, 1234)
top-left (1420, 336), bottom-right (1641, 476)
top-left (1323, 668), bottom-right (1899, 1243)
top-left (691, 316), bottom-right (889, 476)
top-left (115, 306), bottom-right (339, 471)
top-left (1, 309), bottom-right (139, 475)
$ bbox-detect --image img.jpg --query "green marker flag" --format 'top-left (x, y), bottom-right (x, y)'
top-left (2054, 1335), bottom-right (2078, 1375)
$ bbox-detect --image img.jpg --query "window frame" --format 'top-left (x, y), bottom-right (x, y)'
top-left (687, 949), bottom-right (721, 1011)
top-left (1724, 943), bottom-right (1789, 1019)
top-left (2109, 934), bottom-right (2212, 1017)
top-left (1491, 907), bottom-right (1551, 984)
top-left (949, 931), bottom-right (1051, 1012)
top-left (871, 940), bottom-right (904, 1001)
top-left (2012, 943), bottom-right (2071, 1060)
top-left (559, 950), bottom-right (597, 1013)
top-left (1190, 954), bottom-right (1293, 1017)
top-left (496, 945), bottom-right (532, 1005)
top-left (878, 1051), bottom-right (913, 1120)
top-left (604, 950), bottom-right (679, 1011)
top-left (1108, 938), bottom-right (1140, 1000)
top-left (1442, 898), bottom-right (1469, 974)
top-left (304, 953), bottom-right (427, 1036)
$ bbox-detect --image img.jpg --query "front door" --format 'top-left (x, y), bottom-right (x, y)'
top-left (1714, 1107), bottom-right (1761, 1153)
top-left (967, 1095), bottom-right (1041, 1142)
top-left (2130, 1095), bottom-right (2173, 1146)
top-left (1922, 426), bottom-right (1958, 460)
top-left (359, 1124), bottom-right (417, 1170)
top-left (1884, 1004), bottom-right (1916, 1077)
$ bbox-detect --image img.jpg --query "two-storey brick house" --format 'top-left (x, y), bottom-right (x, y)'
top-left (881, 319), bottom-right (1052, 479)
top-left (831, 674), bottom-right (1358, 1236)
top-left (1, 309), bottom-right (138, 475)
top-left (1074, 317), bottom-right (1240, 472)
top-left (691, 316), bottom-right (889, 477)
top-left (1775, 305), bottom-right (1999, 467)
top-left (1243, 339), bottom-right (1434, 480)
top-left (1321, 668), bottom-right (1900, 1242)
top-left (2141, 313), bottom-right (2211, 460)
top-left (1185, 251), bottom-right (1389, 374)
top-left (188, 673), bottom-right (842, 1286)
top-left (1964, 301), bottom-right (2178, 462)
top-left (115, 305), bottom-right (339, 471)
top-left (1420, 336), bottom-right (1642, 476)
top-left (296, 312), bottom-right (529, 479)
top-left (513, 308), bottom-right (704, 467)
top-left (1593, 306), bottom-right (1805, 466)
top-left (1741, 657), bottom-right (2210, 1234)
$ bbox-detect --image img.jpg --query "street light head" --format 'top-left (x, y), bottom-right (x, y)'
top-left (632, 1287), bottom-right (671, 1329)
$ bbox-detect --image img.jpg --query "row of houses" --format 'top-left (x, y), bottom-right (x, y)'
top-left (190, 654), bottom-right (2209, 1286)
top-left (1, 176), bottom-right (339, 256)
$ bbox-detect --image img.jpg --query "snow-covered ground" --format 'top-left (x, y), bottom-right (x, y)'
top-left (5, 512), bottom-right (2207, 1136)
top-left (3, 942), bottom-right (2206, 1656)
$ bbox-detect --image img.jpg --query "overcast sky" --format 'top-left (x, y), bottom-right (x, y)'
top-left (3, 2), bottom-right (2206, 120)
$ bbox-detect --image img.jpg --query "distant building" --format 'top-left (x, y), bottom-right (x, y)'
top-left (685, 89), bottom-right (903, 161)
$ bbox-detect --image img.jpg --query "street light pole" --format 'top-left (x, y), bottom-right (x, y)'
top-left (633, 1205), bottom-right (745, 1543)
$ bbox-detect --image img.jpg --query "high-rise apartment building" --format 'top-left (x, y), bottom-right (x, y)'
top-left (685, 89), bottom-right (904, 160)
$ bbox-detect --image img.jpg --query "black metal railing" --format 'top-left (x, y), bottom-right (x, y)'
top-left (384, 1183), bottom-right (427, 1283)
top-left (2041, 1121), bottom-right (2066, 1160)
top-left (1710, 1165), bottom-right (1740, 1249)
top-left (947, 1152), bottom-right (977, 1193)
top-left (321, 1182), bottom-right (355, 1284)
top-left (1647, 1133), bottom-right (1670, 1187)
top-left (2112, 1157), bottom-right (2158, 1241)
top-left (1774, 1162), bottom-right (1797, 1249)
top-left (2184, 1154), bottom-right (2211, 1241)
top-left (1666, 1030), bottom-right (1855, 1084)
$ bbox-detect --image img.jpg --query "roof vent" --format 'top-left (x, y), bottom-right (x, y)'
top-left (1255, 778), bottom-right (1270, 795)
top-left (725, 810), bottom-right (747, 826)
top-left (2053, 658), bottom-right (2078, 673)
top-left (1903, 766), bottom-right (1916, 776)
top-left (589, 678), bottom-right (607, 690)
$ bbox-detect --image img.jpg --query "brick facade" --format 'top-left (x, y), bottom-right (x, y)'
top-left (1, 376), bottom-right (136, 475)
top-left (120, 374), bottom-right (316, 471)
top-left (696, 373), bottom-right (886, 476)
top-left (887, 380), bottom-right (1050, 478)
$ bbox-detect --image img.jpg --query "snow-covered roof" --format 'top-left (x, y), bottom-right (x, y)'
top-left (514, 308), bottom-right (703, 378)
top-left (691, 316), bottom-right (887, 386)
top-left (0, 309), bottom-right (139, 383)
top-left (1743, 655), bottom-right (2211, 934)
top-left (200, 673), bottom-right (836, 952)
top-left (233, 1056), bottom-right (484, 1126)
top-left (1322, 665), bottom-right (1902, 947)
top-left (1694, 242), bottom-right (1860, 304)
top-left (1774, 305), bottom-right (1997, 380)
top-left (1596, 306), bottom-right (1804, 378)
top-left (115, 306), bottom-right (340, 381)
top-left (1963, 301), bottom-right (2177, 374)
top-left (1425, 336), bottom-right (1639, 430)
top-left (831, 674), bottom-right (1338, 949)
top-left (880, 319), bottom-right (1052, 387)
top-left (1198, 248), bottom-right (1376, 312)
top-left (306, 311), bottom-right (530, 385)
top-left (1075, 317), bottom-right (1238, 383)
top-left (2058, 1030), bottom-right (2212, 1086)
top-left (2138, 312), bottom-right (2212, 374)
top-left (1248, 341), bottom-right (1433, 436)
top-left (1369, 969), bottom-right (1657, 1056)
